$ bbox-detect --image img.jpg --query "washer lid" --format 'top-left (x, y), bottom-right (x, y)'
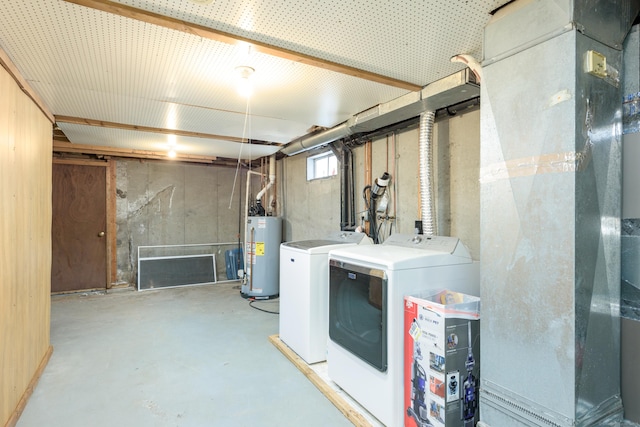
top-left (281, 231), bottom-right (371, 251)
top-left (283, 239), bottom-right (346, 250)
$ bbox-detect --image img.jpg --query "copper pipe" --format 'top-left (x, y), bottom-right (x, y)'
top-left (364, 140), bottom-right (372, 235)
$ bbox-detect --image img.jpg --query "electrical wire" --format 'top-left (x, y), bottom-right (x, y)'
top-left (364, 184), bottom-right (389, 244)
top-left (228, 96), bottom-right (252, 210)
top-left (377, 215), bottom-right (394, 243)
top-left (362, 185), bottom-right (378, 244)
top-left (370, 206), bottom-right (379, 243)
top-left (248, 297), bottom-right (279, 314)
top-left (362, 185), bottom-right (371, 210)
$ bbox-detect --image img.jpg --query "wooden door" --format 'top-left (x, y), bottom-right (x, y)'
top-left (52, 162), bottom-right (107, 292)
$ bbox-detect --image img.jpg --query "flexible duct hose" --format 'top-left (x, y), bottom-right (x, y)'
top-left (419, 111), bottom-right (436, 236)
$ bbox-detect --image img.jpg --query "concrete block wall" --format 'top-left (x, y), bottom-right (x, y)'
top-left (111, 107), bottom-right (481, 285)
top-left (279, 106), bottom-right (481, 260)
top-left (115, 160), bottom-right (245, 285)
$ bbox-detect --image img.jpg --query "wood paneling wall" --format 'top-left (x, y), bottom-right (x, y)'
top-left (0, 64), bottom-right (53, 426)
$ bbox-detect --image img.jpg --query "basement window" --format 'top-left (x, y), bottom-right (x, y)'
top-left (307, 152), bottom-right (338, 180)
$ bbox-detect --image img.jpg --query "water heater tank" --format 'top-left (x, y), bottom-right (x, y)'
top-left (241, 216), bottom-right (282, 299)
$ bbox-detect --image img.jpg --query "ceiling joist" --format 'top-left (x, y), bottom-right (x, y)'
top-left (53, 140), bottom-right (218, 163)
top-left (55, 115), bottom-right (281, 146)
top-left (62, 0), bottom-right (422, 92)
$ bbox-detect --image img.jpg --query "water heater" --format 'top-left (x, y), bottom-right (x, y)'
top-left (241, 216), bottom-right (282, 299)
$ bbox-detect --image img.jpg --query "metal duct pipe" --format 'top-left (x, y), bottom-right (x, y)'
top-left (279, 122), bottom-right (353, 156)
top-left (278, 69), bottom-right (480, 157)
top-left (419, 111), bottom-right (436, 236)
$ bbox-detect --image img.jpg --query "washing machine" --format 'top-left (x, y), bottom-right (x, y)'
top-left (327, 233), bottom-right (479, 427)
top-left (279, 231), bottom-right (372, 364)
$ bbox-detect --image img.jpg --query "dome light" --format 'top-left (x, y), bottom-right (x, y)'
top-left (235, 66), bottom-right (255, 99)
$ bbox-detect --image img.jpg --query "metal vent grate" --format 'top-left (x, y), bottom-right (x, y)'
top-left (480, 382), bottom-right (573, 427)
top-left (137, 243), bottom-right (243, 291)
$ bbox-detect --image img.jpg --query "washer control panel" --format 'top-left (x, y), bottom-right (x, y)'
top-left (383, 233), bottom-right (460, 253)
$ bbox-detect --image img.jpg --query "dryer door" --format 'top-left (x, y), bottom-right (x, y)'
top-left (329, 259), bottom-right (387, 372)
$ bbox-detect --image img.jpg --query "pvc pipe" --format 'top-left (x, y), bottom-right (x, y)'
top-left (256, 154), bottom-right (276, 202)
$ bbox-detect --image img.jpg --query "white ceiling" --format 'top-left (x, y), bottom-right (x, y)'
top-left (0, 0), bottom-right (509, 162)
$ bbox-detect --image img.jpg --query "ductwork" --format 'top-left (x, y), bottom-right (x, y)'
top-left (279, 69), bottom-right (480, 156)
top-left (478, 1), bottom-right (638, 426)
top-left (419, 111), bottom-right (436, 236)
top-left (280, 123), bottom-right (354, 156)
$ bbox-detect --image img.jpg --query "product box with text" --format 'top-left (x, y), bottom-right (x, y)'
top-left (404, 290), bottom-right (480, 427)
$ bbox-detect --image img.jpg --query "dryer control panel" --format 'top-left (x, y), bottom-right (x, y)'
top-left (383, 233), bottom-right (461, 254)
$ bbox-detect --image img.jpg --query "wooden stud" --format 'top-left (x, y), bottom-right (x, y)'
top-left (53, 157), bottom-right (108, 166)
top-left (106, 160), bottom-right (117, 287)
top-left (364, 141), bottom-right (372, 235)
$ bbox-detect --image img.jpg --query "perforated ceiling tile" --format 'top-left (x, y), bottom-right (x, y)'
top-left (123, 0), bottom-right (509, 85)
top-left (0, 0), bottom-right (508, 158)
top-left (3, 1), bottom-right (406, 142)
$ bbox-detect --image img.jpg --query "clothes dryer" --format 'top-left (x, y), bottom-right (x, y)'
top-left (327, 234), bottom-right (479, 427)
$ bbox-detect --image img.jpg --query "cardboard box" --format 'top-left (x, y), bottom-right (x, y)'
top-left (404, 290), bottom-right (480, 427)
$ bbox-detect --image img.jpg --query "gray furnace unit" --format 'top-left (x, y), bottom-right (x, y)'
top-left (478, 1), bottom-right (638, 426)
top-left (241, 216), bottom-right (282, 299)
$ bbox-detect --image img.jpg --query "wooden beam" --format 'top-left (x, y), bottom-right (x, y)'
top-left (53, 158), bottom-right (109, 166)
top-left (364, 140), bottom-right (372, 235)
top-left (62, 0), bottom-right (421, 92)
top-left (0, 48), bottom-right (55, 123)
top-left (53, 141), bottom-right (218, 163)
top-left (54, 115), bottom-right (281, 146)
top-left (268, 335), bottom-right (373, 427)
top-left (106, 160), bottom-right (117, 288)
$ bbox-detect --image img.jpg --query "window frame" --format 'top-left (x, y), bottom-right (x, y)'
top-left (306, 151), bottom-right (338, 181)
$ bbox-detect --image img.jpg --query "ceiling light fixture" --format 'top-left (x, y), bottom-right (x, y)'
top-left (167, 134), bottom-right (177, 158)
top-left (235, 66), bottom-right (255, 99)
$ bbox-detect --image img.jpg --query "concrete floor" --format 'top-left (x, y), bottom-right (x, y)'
top-left (16, 282), bottom-right (354, 427)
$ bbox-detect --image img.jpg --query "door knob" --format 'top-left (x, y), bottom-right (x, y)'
top-left (98, 231), bottom-right (105, 237)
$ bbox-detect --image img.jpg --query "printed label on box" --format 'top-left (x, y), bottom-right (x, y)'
top-left (404, 291), bottom-right (480, 427)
